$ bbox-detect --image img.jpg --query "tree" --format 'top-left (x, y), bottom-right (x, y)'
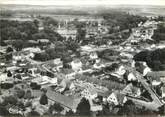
top-left (151, 60), bottom-right (162, 71)
top-left (33, 19), bottom-right (39, 28)
top-left (102, 12), bottom-right (147, 32)
top-left (66, 110), bottom-right (74, 116)
top-left (19, 21), bottom-right (38, 37)
top-left (39, 89), bottom-right (48, 105)
top-left (0, 20), bottom-right (39, 41)
top-left (6, 47), bottom-right (13, 53)
top-left (0, 41), bottom-right (7, 46)
top-left (134, 48), bottom-right (165, 71)
top-left (0, 10), bottom-right (13, 17)
top-left (46, 48), bottom-right (57, 59)
top-left (24, 90), bottom-right (32, 100)
top-left (157, 16), bottom-right (165, 21)
top-left (33, 52), bottom-right (49, 61)
top-left (76, 98), bottom-right (91, 115)
top-left (0, 105), bottom-right (10, 116)
top-left (99, 102), bottom-right (111, 115)
top-left (12, 40), bottom-right (24, 51)
top-left (54, 41), bottom-right (66, 52)
top-left (65, 40), bottom-right (79, 52)
top-left (16, 88), bottom-right (25, 99)
top-left (121, 100), bottom-right (137, 115)
top-left (15, 74), bottom-right (22, 80)
top-left (158, 105), bottom-right (165, 115)
top-left (152, 23), bottom-right (165, 43)
top-left (2, 95), bottom-right (18, 105)
top-left (76, 28), bottom-right (86, 43)
top-left (133, 50), bottom-right (149, 62)
top-left (43, 17), bottom-right (58, 27)
top-left (5, 53), bottom-right (12, 61)
top-left (53, 103), bottom-right (64, 113)
top-left (7, 70), bottom-right (12, 77)
top-left (28, 109), bottom-right (40, 116)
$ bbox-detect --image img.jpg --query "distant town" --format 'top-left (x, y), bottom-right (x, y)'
top-left (0, 4), bottom-right (165, 116)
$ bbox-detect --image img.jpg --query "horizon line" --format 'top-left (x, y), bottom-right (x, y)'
top-left (1, 0), bottom-right (165, 6)
top-left (1, 3), bottom-right (165, 7)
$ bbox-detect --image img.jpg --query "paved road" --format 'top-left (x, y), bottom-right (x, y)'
top-left (134, 71), bottom-right (163, 103)
top-left (120, 27), bottom-right (140, 46)
top-left (130, 69), bottom-right (164, 111)
top-left (119, 21), bottom-right (164, 111)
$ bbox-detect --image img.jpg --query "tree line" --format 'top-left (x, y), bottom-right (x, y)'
top-left (101, 12), bottom-right (147, 33)
top-left (134, 48), bottom-right (165, 71)
top-left (152, 23), bottom-right (165, 43)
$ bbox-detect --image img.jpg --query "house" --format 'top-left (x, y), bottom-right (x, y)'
top-left (161, 86), bottom-right (165, 98)
top-left (52, 58), bottom-right (63, 71)
top-left (38, 25), bottom-right (44, 31)
top-left (28, 68), bottom-right (39, 77)
top-left (38, 39), bottom-right (50, 44)
top-left (88, 99), bottom-right (103, 112)
top-left (93, 63), bottom-right (105, 70)
top-left (81, 88), bottom-right (98, 100)
top-left (53, 58), bottom-right (62, 65)
top-left (143, 66), bottom-right (152, 76)
top-left (0, 73), bottom-right (14, 86)
top-left (107, 90), bottom-right (127, 106)
top-left (69, 82), bottom-right (76, 90)
top-left (151, 80), bottom-right (162, 86)
top-left (90, 104), bottom-right (103, 112)
top-left (122, 83), bottom-right (141, 97)
top-left (71, 59), bottom-right (82, 72)
top-left (23, 47), bottom-right (41, 53)
top-left (93, 59), bottom-right (105, 69)
top-left (107, 40), bottom-right (112, 45)
top-left (41, 76), bottom-right (58, 85)
top-left (0, 62), bottom-right (6, 67)
top-left (56, 28), bottom-right (77, 39)
top-left (127, 73), bottom-right (137, 81)
top-left (28, 40), bottom-right (38, 44)
top-left (146, 71), bottom-right (165, 83)
top-left (0, 73), bottom-right (8, 83)
top-left (0, 48), bottom-right (6, 55)
top-left (32, 75), bottom-right (57, 89)
top-left (59, 78), bottom-right (75, 92)
top-left (29, 52), bottom-right (35, 58)
top-left (120, 52), bottom-right (133, 59)
top-left (111, 65), bottom-right (126, 79)
top-left (131, 60), bottom-right (136, 68)
top-left (13, 53), bottom-right (22, 61)
top-left (21, 74), bottom-right (32, 80)
top-left (157, 45), bottom-right (165, 49)
top-left (134, 61), bottom-right (147, 74)
top-left (89, 52), bottom-right (98, 60)
top-left (6, 66), bottom-right (20, 72)
top-left (80, 45), bottom-right (96, 52)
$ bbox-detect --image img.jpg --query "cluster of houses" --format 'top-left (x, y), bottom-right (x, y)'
top-left (0, 18), bottom-right (165, 116)
top-left (131, 20), bottom-right (158, 44)
top-left (52, 16), bottom-right (109, 40)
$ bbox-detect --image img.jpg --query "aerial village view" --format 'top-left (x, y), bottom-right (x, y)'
top-left (0, 0), bottom-right (165, 116)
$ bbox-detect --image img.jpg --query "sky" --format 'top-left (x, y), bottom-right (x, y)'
top-left (0, 0), bottom-right (165, 6)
